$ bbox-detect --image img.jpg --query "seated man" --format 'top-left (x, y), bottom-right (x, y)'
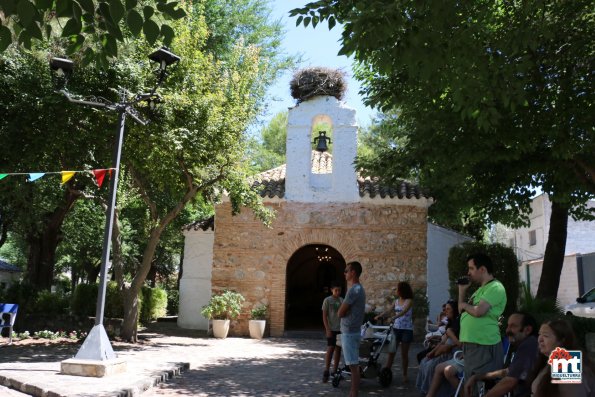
top-left (464, 312), bottom-right (538, 397)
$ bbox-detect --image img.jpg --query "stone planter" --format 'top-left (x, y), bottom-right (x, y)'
top-left (248, 320), bottom-right (266, 339)
top-left (212, 319), bottom-right (230, 339)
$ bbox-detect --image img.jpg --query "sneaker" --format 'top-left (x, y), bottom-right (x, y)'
top-left (323, 370), bottom-right (330, 383)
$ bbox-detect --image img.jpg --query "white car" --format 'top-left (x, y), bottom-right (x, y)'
top-left (564, 287), bottom-right (595, 318)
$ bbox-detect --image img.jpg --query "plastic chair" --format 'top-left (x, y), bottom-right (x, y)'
top-left (453, 337), bottom-right (512, 397)
top-left (0, 303), bottom-right (19, 344)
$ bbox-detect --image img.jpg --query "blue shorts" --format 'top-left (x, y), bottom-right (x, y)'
top-left (341, 332), bottom-right (361, 366)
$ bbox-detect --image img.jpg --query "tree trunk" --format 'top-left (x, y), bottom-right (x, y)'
top-left (119, 227), bottom-right (164, 341)
top-left (25, 189), bottom-right (80, 290)
top-left (535, 201), bottom-right (569, 300)
top-left (121, 286), bottom-right (139, 342)
top-left (26, 231), bottom-right (59, 290)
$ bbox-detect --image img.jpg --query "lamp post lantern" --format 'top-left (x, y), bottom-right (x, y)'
top-left (51, 47), bottom-right (180, 366)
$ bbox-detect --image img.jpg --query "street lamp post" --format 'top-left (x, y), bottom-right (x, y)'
top-left (50, 47), bottom-right (180, 363)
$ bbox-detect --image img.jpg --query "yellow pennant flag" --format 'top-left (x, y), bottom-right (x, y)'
top-left (61, 171), bottom-right (76, 185)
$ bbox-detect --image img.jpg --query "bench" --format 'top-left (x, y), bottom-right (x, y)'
top-left (0, 303), bottom-right (18, 344)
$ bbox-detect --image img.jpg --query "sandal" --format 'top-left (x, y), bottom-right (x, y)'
top-left (322, 370), bottom-right (330, 383)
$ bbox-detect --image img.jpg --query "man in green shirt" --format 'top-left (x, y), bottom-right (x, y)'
top-left (458, 253), bottom-right (506, 397)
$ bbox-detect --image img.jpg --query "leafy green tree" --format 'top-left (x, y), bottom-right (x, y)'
top-left (292, 1), bottom-right (594, 300)
top-left (0, 47), bottom-right (120, 290)
top-left (2, 0), bottom-right (290, 341)
top-left (55, 199), bottom-right (104, 288)
top-left (106, 0), bottom-right (289, 340)
top-left (0, 0), bottom-right (185, 65)
top-left (246, 111), bottom-right (287, 172)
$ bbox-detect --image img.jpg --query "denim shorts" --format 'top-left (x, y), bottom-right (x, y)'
top-left (341, 332), bottom-right (361, 366)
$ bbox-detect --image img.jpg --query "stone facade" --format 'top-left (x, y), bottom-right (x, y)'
top-left (178, 94), bottom-right (433, 337)
top-left (211, 200), bottom-right (428, 337)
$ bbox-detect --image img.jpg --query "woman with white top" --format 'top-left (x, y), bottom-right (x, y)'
top-left (375, 281), bottom-right (414, 382)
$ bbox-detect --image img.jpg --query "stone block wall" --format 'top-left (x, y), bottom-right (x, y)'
top-left (212, 200), bottom-right (428, 337)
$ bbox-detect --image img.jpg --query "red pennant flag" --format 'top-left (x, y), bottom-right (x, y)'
top-left (92, 169), bottom-right (107, 188)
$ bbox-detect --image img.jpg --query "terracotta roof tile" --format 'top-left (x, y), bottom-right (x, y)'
top-left (250, 151), bottom-right (430, 200)
top-left (357, 176), bottom-right (428, 199)
top-left (184, 215), bottom-right (215, 231)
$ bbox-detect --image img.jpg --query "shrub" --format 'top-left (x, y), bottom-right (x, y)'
top-left (71, 283), bottom-right (98, 316)
top-left (72, 282), bottom-right (125, 318)
top-left (2, 281), bottom-right (38, 314)
top-left (412, 288), bottom-right (430, 321)
top-left (201, 290), bottom-right (245, 320)
top-left (33, 290), bottom-right (70, 315)
top-left (105, 281), bottom-right (124, 318)
top-left (250, 305), bottom-right (267, 320)
top-left (448, 241), bottom-right (519, 316)
top-left (166, 289), bottom-right (179, 316)
top-left (140, 286), bottom-right (167, 323)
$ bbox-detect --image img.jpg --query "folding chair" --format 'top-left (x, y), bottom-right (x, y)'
top-left (453, 337), bottom-right (512, 397)
top-left (0, 303), bottom-right (19, 345)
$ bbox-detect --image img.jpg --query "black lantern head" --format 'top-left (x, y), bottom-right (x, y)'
top-left (149, 46), bottom-right (181, 71)
top-left (313, 131), bottom-right (331, 153)
top-left (49, 57), bottom-right (74, 76)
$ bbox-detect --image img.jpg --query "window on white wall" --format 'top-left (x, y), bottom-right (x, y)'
top-left (529, 230), bottom-right (537, 246)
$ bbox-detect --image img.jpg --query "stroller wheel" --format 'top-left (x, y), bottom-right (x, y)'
top-left (379, 367), bottom-right (393, 387)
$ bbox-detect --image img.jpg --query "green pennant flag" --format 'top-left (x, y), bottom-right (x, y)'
top-left (0, 174), bottom-right (7, 180)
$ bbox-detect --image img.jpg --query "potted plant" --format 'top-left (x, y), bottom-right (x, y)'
top-left (248, 305), bottom-right (267, 339)
top-left (200, 290), bottom-right (245, 338)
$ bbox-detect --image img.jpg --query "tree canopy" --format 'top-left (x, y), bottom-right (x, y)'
top-left (292, 1), bottom-right (594, 299)
top-left (0, 0), bottom-right (186, 65)
top-left (1, 0), bottom-right (291, 340)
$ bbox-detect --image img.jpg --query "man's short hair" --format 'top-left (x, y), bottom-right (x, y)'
top-left (330, 281), bottom-right (342, 289)
top-left (513, 311), bottom-right (538, 336)
top-left (467, 252), bottom-right (494, 274)
top-left (347, 261), bottom-right (363, 277)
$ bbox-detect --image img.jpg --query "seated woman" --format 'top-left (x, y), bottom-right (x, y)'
top-left (529, 319), bottom-right (594, 397)
top-left (415, 299), bottom-right (460, 394)
top-left (425, 346), bottom-right (464, 397)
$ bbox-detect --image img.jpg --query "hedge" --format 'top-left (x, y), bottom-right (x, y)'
top-left (140, 286), bottom-right (167, 323)
top-left (448, 241), bottom-right (519, 316)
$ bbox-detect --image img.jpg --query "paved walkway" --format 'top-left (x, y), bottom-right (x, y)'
top-left (0, 323), bottom-right (424, 397)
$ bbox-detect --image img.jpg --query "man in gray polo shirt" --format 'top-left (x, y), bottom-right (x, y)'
top-left (339, 261), bottom-right (366, 397)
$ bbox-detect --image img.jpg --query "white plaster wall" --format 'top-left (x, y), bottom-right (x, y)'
top-left (0, 272), bottom-right (21, 289)
top-left (520, 254), bottom-right (581, 307)
top-left (286, 96), bottom-right (359, 203)
top-left (498, 195), bottom-right (595, 262)
top-left (177, 229), bottom-right (214, 330)
top-left (566, 200), bottom-right (595, 255)
top-left (426, 223), bottom-right (472, 320)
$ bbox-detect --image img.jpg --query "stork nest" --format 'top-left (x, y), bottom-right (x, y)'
top-left (290, 67), bottom-right (347, 103)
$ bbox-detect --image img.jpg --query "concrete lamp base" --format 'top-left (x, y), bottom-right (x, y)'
top-left (61, 357), bottom-right (127, 377)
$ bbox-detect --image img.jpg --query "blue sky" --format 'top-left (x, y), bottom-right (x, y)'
top-left (262, 0), bottom-right (376, 128)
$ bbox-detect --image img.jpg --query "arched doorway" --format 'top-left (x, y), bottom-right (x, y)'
top-left (285, 244), bottom-right (346, 330)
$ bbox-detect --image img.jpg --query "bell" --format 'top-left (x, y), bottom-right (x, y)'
top-left (313, 131), bottom-right (331, 152)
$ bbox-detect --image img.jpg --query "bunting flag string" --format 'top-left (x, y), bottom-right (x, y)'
top-left (0, 168), bottom-right (115, 188)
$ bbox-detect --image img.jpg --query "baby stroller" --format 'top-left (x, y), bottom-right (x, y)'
top-left (332, 320), bottom-right (394, 388)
